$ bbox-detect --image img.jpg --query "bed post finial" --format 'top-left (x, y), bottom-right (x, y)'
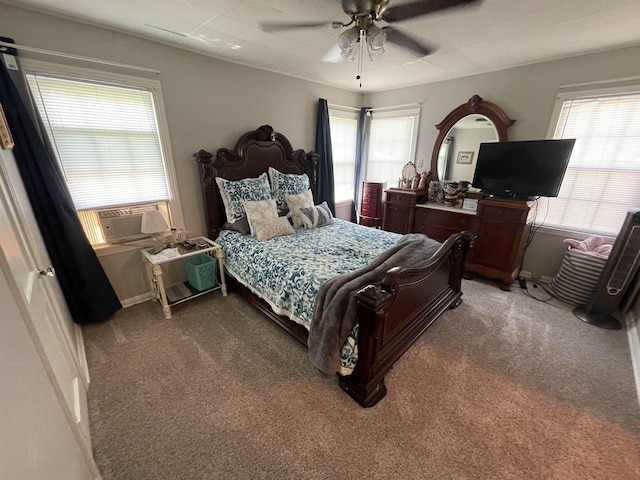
top-left (193, 149), bottom-right (220, 239)
top-left (256, 124), bottom-right (276, 141)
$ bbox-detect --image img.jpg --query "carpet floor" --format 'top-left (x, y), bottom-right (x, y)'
top-left (82, 278), bottom-right (640, 480)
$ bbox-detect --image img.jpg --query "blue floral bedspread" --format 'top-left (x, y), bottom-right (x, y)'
top-left (217, 219), bottom-right (402, 374)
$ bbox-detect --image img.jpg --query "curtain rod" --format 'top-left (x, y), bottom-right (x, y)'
top-left (327, 103), bottom-right (360, 112)
top-left (0, 40), bottom-right (160, 75)
top-left (370, 102), bottom-right (422, 112)
top-left (328, 102), bottom-right (421, 113)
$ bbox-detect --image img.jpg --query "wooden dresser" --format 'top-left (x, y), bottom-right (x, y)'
top-left (383, 189), bottom-right (534, 290)
top-left (359, 182), bottom-right (386, 228)
top-left (381, 188), bottom-right (428, 233)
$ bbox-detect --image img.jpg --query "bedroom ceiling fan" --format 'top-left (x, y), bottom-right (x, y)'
top-left (261, 0), bottom-right (482, 65)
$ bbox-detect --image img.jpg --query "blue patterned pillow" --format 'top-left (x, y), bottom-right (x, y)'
top-left (298, 201), bottom-right (334, 229)
top-left (215, 173), bottom-right (272, 223)
top-left (268, 167), bottom-right (310, 213)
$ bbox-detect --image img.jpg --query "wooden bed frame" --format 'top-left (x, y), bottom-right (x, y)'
top-left (194, 125), bottom-right (474, 407)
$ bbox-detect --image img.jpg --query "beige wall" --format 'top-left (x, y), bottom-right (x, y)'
top-left (0, 3), bottom-right (362, 301)
top-left (364, 45), bottom-right (640, 280)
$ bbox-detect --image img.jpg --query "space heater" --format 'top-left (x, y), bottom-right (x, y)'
top-left (573, 208), bottom-right (640, 330)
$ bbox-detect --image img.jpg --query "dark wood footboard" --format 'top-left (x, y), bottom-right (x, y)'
top-left (340, 231), bottom-right (475, 407)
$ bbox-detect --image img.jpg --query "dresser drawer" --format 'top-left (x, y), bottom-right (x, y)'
top-left (362, 190), bottom-right (379, 201)
top-left (360, 200), bottom-right (380, 217)
top-left (479, 203), bottom-right (528, 223)
top-left (386, 191), bottom-right (415, 205)
top-left (363, 183), bottom-right (382, 194)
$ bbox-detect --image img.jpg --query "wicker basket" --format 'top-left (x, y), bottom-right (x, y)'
top-left (184, 254), bottom-right (217, 291)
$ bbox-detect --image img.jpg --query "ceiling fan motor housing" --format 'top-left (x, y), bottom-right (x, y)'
top-left (342, 0), bottom-right (390, 20)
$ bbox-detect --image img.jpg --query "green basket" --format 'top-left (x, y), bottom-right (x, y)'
top-left (184, 254), bottom-right (217, 291)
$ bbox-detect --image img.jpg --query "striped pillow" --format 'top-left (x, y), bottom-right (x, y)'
top-left (298, 202), bottom-right (333, 229)
top-left (545, 249), bottom-right (607, 305)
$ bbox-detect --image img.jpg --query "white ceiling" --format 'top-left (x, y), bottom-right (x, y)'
top-left (6, 0), bottom-right (640, 92)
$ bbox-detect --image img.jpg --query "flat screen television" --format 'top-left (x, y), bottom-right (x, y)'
top-left (471, 139), bottom-right (576, 200)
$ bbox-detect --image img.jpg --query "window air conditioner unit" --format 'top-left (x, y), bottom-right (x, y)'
top-left (98, 204), bottom-right (160, 243)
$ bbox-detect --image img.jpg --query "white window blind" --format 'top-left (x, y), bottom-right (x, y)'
top-left (26, 74), bottom-right (170, 211)
top-left (544, 91), bottom-right (640, 234)
top-left (366, 108), bottom-right (419, 185)
top-left (329, 113), bottom-right (357, 202)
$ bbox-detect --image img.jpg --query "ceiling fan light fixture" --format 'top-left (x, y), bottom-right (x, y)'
top-left (338, 26), bottom-right (360, 60)
top-left (366, 25), bottom-right (387, 61)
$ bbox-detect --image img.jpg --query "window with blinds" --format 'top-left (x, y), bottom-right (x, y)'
top-left (23, 66), bottom-right (177, 246)
top-left (366, 108), bottom-right (419, 185)
top-left (542, 90), bottom-right (640, 235)
top-left (329, 112), bottom-right (358, 202)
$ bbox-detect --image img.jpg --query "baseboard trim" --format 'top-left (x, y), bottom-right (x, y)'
top-left (121, 292), bottom-right (153, 308)
top-left (519, 270), bottom-right (553, 284)
top-left (626, 312), bottom-right (640, 407)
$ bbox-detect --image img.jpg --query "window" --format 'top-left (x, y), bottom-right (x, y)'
top-left (329, 110), bottom-right (358, 203)
top-left (21, 60), bottom-right (181, 246)
top-left (366, 107), bottom-right (420, 185)
top-left (543, 88), bottom-right (640, 235)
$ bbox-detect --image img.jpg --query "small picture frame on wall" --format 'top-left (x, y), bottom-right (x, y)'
top-left (0, 102), bottom-right (15, 150)
top-left (456, 151), bottom-right (474, 165)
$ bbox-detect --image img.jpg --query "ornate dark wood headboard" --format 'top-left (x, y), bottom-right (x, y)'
top-left (194, 125), bottom-right (318, 240)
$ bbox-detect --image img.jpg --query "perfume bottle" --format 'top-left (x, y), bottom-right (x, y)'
top-left (169, 227), bottom-right (178, 247)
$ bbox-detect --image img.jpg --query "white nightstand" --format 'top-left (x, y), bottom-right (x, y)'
top-left (141, 236), bottom-right (227, 319)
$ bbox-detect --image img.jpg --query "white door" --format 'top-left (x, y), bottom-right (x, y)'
top-left (0, 147), bottom-right (98, 479)
top-left (0, 145), bottom-right (89, 384)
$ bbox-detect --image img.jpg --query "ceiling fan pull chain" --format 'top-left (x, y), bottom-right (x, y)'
top-left (357, 30), bottom-right (364, 88)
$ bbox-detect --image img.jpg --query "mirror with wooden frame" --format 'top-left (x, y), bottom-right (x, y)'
top-left (430, 95), bottom-right (516, 183)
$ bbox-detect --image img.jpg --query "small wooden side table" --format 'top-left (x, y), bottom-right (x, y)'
top-left (141, 236), bottom-right (227, 319)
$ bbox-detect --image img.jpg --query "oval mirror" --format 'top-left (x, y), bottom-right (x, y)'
top-left (401, 161), bottom-right (417, 182)
top-left (430, 95), bottom-right (516, 183)
top-left (437, 114), bottom-right (498, 182)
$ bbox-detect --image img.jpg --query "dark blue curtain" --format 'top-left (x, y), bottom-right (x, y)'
top-left (315, 98), bottom-right (336, 214)
top-left (351, 107), bottom-right (371, 222)
top-left (0, 51), bottom-right (122, 324)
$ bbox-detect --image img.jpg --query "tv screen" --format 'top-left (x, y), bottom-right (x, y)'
top-left (471, 139), bottom-right (576, 200)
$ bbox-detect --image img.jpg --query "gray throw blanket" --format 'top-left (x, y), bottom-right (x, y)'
top-left (308, 233), bottom-right (443, 376)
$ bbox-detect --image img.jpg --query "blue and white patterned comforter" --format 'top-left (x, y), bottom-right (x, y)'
top-left (217, 219), bottom-right (402, 373)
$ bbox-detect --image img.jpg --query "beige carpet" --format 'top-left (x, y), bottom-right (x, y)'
top-left (82, 279), bottom-right (640, 480)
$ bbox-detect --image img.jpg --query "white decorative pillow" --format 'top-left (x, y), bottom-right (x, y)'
top-left (284, 189), bottom-right (314, 228)
top-left (243, 199), bottom-right (279, 236)
top-left (298, 201), bottom-right (334, 229)
top-left (215, 173), bottom-right (272, 223)
top-left (252, 217), bottom-right (295, 241)
top-left (268, 167), bottom-right (310, 213)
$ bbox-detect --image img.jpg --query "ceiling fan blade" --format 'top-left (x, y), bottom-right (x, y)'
top-left (383, 27), bottom-right (434, 57)
top-left (381, 0), bottom-right (482, 23)
top-left (259, 21), bottom-right (337, 31)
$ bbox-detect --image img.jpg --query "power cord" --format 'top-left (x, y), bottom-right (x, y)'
top-left (517, 276), bottom-right (563, 308)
